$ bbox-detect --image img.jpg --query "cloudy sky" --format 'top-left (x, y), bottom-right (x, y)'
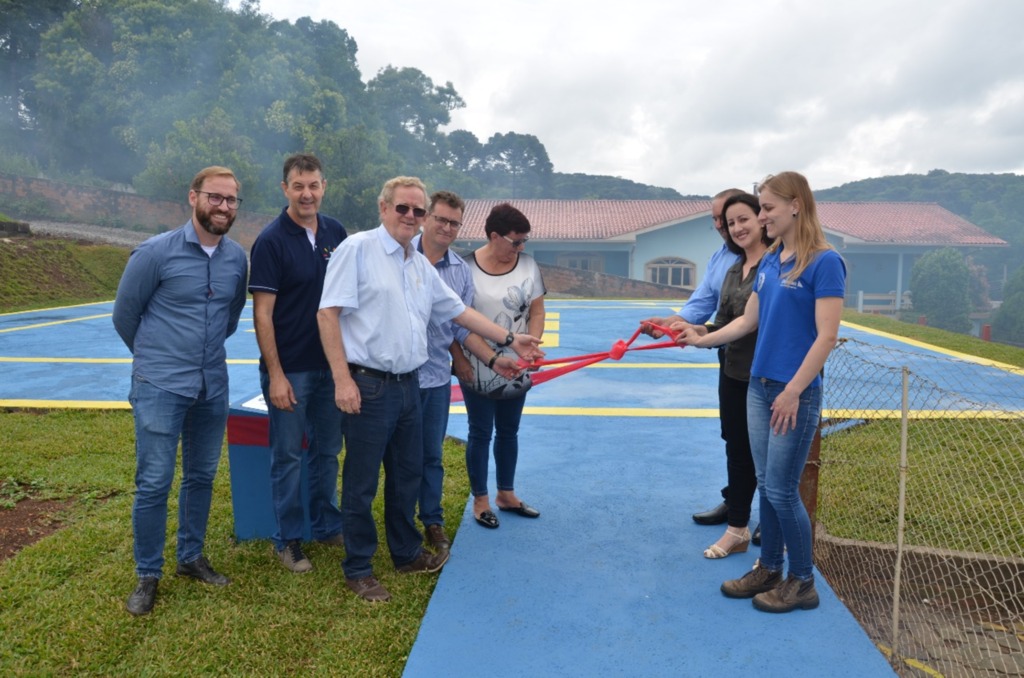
top-left (232, 0), bottom-right (1024, 195)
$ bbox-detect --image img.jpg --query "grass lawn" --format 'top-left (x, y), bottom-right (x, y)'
top-left (0, 409), bottom-right (471, 675)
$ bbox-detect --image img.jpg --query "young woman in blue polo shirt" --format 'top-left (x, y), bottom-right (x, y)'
top-left (679, 171), bottom-right (846, 613)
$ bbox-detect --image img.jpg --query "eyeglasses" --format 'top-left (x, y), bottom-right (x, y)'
top-left (394, 203), bottom-right (427, 219)
top-left (196, 191), bottom-right (242, 209)
top-left (501, 234), bottom-right (529, 248)
top-left (431, 214), bottom-right (462, 229)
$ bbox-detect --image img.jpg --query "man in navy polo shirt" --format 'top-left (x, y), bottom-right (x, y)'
top-left (249, 153), bottom-right (347, 573)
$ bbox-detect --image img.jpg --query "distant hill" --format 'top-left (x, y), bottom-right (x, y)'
top-left (817, 170), bottom-right (1024, 297)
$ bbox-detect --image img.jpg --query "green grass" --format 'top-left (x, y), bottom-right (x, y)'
top-left (0, 238), bottom-right (128, 312)
top-left (0, 408), bottom-right (471, 675)
top-left (819, 418), bottom-right (1024, 556)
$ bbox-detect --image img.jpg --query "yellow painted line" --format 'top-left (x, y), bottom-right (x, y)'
top-left (876, 644), bottom-right (944, 678)
top-left (0, 313), bottom-right (111, 333)
top-left (547, 311), bottom-right (560, 318)
top-left (842, 321), bottom-right (1024, 376)
top-left (449, 405), bottom-right (720, 417)
top-left (0, 399), bottom-right (131, 410)
top-left (444, 406), bottom-right (1022, 419)
top-left (0, 300), bottom-right (114, 316)
top-left (544, 320), bottom-right (559, 331)
top-left (825, 409), bottom-right (1022, 419)
top-left (0, 357), bottom-right (131, 364)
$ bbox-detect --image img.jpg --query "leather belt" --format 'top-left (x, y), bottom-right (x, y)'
top-left (348, 363), bottom-right (417, 382)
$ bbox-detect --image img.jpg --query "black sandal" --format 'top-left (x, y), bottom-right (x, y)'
top-left (474, 510), bottom-right (499, 529)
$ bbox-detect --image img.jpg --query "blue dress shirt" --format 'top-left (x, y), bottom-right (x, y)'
top-left (112, 220), bottom-right (249, 399)
top-left (680, 243), bottom-right (741, 324)
top-left (412, 234), bottom-right (475, 389)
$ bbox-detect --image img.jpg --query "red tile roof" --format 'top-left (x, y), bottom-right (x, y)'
top-left (461, 200), bottom-right (710, 240)
top-left (817, 202), bottom-right (1005, 246)
top-left (460, 199), bottom-right (1006, 246)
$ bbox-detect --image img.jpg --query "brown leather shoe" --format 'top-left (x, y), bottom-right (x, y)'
top-left (753, 574), bottom-right (820, 612)
top-left (721, 564), bottom-right (783, 598)
top-left (425, 524), bottom-right (451, 552)
top-left (396, 548), bottom-right (449, 574)
top-left (346, 575), bottom-right (391, 602)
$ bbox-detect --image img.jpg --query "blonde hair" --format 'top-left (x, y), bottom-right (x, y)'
top-left (379, 176), bottom-right (428, 205)
top-left (758, 171), bottom-right (833, 281)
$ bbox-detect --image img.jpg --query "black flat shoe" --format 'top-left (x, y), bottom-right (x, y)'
top-left (752, 523), bottom-right (762, 546)
top-left (692, 502), bottom-right (729, 525)
top-left (498, 502), bottom-right (540, 518)
top-left (474, 510), bottom-right (499, 529)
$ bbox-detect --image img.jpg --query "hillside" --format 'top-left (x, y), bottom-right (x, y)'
top-left (0, 236), bottom-right (128, 312)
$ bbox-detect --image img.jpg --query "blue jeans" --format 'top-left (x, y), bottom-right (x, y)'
top-left (747, 377), bottom-right (822, 580)
top-left (462, 389), bottom-right (526, 497)
top-left (340, 370), bottom-right (424, 579)
top-left (261, 369), bottom-right (344, 550)
top-left (129, 377), bottom-right (228, 579)
top-left (418, 384), bottom-right (451, 527)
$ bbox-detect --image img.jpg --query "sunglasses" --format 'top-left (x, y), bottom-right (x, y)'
top-left (394, 203), bottom-right (427, 219)
top-left (501, 234), bottom-right (530, 248)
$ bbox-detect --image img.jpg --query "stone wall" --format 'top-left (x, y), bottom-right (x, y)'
top-left (0, 172), bottom-right (272, 249)
top-left (1, 173), bottom-right (689, 299)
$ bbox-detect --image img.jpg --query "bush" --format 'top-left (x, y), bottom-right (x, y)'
top-left (992, 265), bottom-right (1024, 346)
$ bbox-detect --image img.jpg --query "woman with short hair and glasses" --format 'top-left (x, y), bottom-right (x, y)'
top-left (460, 203), bottom-right (546, 529)
top-left (679, 172), bottom-right (846, 613)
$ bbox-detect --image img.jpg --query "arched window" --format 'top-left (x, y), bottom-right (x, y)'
top-left (645, 257), bottom-right (696, 289)
top-left (557, 252), bottom-right (604, 273)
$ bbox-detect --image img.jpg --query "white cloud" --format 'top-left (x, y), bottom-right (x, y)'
top-left (234, 0), bottom-right (1024, 193)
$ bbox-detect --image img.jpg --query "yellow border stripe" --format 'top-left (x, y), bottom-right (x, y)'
top-left (0, 399), bottom-right (131, 409)
top-left (0, 313), bottom-right (111, 333)
top-left (841, 320), bottom-right (1024, 375)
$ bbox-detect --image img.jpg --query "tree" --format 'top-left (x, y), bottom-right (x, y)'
top-left (483, 132), bottom-right (553, 198)
top-left (366, 66), bottom-right (464, 170)
top-left (909, 248), bottom-right (971, 333)
top-left (0, 0), bottom-right (79, 150)
top-left (991, 264), bottom-right (1024, 346)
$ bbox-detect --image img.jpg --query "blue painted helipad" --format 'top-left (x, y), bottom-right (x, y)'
top-left (7, 299), bottom-right (1021, 676)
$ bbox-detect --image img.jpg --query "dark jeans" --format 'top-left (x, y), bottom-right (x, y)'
top-left (462, 388), bottom-right (526, 497)
top-left (340, 370), bottom-right (424, 579)
top-left (719, 372), bottom-right (756, 527)
top-left (418, 384), bottom-right (451, 527)
top-left (261, 369), bottom-right (344, 550)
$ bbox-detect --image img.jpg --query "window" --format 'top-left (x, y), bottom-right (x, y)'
top-left (557, 253), bottom-right (604, 273)
top-left (645, 257), bottom-right (696, 289)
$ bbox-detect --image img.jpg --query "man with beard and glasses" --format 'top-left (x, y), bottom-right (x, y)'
top-left (113, 166), bottom-right (249, 616)
top-left (249, 153), bottom-right (347, 573)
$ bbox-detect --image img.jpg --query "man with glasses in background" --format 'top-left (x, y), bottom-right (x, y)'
top-left (249, 153), bottom-right (347, 574)
top-left (317, 176), bottom-right (542, 602)
top-left (410, 191), bottom-right (523, 554)
top-left (113, 166), bottom-right (249, 616)
top-left (641, 188), bottom-right (749, 529)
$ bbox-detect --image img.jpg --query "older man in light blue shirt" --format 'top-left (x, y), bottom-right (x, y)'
top-left (317, 176), bottom-right (541, 603)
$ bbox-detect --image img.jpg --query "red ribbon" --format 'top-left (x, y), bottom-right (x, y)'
top-left (451, 322), bottom-right (685, 402)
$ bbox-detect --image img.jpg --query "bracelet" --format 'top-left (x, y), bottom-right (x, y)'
top-left (487, 354), bottom-right (499, 369)
top-left (498, 331), bottom-right (515, 347)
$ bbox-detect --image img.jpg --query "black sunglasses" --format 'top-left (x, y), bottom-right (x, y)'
top-left (394, 203), bottom-right (427, 219)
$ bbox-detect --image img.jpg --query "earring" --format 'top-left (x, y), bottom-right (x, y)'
top-left (792, 212), bottom-right (798, 217)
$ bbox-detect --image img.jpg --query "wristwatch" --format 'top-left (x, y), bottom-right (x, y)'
top-left (498, 332), bottom-right (514, 347)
